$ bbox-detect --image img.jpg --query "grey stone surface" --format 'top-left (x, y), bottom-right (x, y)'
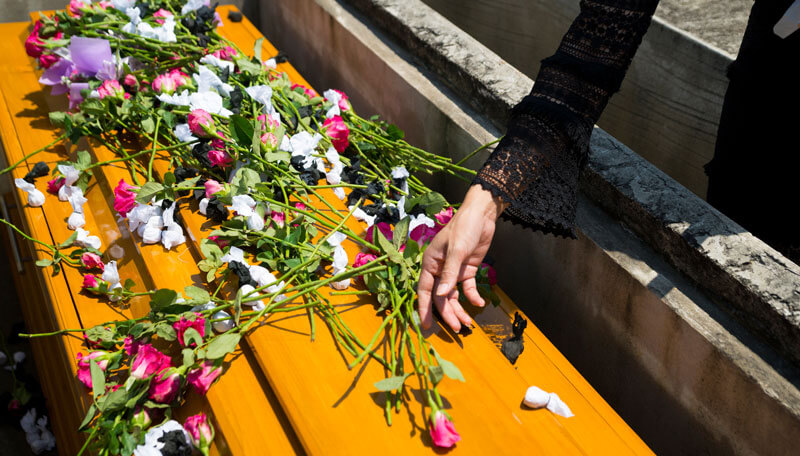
top-left (253, 0), bottom-right (800, 453)
top-left (656, 0), bottom-right (752, 56)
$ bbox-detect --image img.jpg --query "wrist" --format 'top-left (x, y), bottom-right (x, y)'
top-left (465, 184), bottom-right (507, 220)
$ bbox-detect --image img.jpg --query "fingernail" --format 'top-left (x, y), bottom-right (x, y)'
top-left (436, 283), bottom-right (450, 296)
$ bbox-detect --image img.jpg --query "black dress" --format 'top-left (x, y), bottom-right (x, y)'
top-left (474, 0), bottom-right (800, 262)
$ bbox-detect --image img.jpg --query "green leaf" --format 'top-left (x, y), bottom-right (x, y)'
top-left (123, 278), bottom-right (136, 291)
top-left (264, 151), bottom-right (290, 164)
top-left (373, 374), bottom-right (410, 392)
top-left (184, 285), bottom-right (211, 304)
top-left (59, 231), bottom-right (78, 248)
top-left (429, 365), bottom-right (444, 385)
top-left (78, 403), bottom-right (97, 431)
top-left (163, 172), bottom-right (176, 187)
top-left (176, 175), bottom-right (201, 189)
top-left (135, 181), bottom-right (164, 204)
top-left (90, 360), bottom-right (105, 399)
top-left (49, 111), bottom-right (68, 127)
top-left (253, 37), bottom-right (264, 63)
top-left (35, 259), bottom-right (53, 267)
top-left (230, 167), bottom-right (260, 195)
top-left (205, 333), bottom-right (241, 360)
top-left (81, 99), bottom-right (105, 116)
top-left (376, 227), bottom-right (403, 264)
top-left (101, 388), bottom-right (127, 412)
top-left (182, 348), bottom-right (195, 367)
top-left (150, 288), bottom-right (178, 311)
top-left (386, 124), bottom-right (405, 140)
top-left (229, 114), bottom-right (254, 148)
top-left (76, 150), bottom-right (92, 170)
top-left (432, 349), bottom-right (465, 382)
top-left (234, 56), bottom-right (262, 75)
top-left (392, 217), bottom-right (410, 251)
top-left (141, 117), bottom-right (155, 134)
top-left (182, 327), bottom-right (203, 347)
top-left (121, 431), bottom-right (138, 456)
top-left (156, 322), bottom-right (177, 342)
top-left (233, 289), bottom-right (242, 326)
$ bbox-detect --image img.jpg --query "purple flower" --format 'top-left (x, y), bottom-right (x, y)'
top-left (68, 36), bottom-right (112, 76)
top-left (39, 58), bottom-right (76, 95)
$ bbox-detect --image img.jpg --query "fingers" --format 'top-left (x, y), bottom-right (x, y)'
top-left (461, 277), bottom-right (485, 307)
top-left (417, 269), bottom-right (436, 329)
top-left (435, 242), bottom-right (466, 298)
top-left (435, 287), bottom-right (462, 332)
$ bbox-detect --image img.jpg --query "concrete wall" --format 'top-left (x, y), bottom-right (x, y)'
top-left (247, 0), bottom-right (800, 454)
top-left (420, 0), bottom-right (735, 199)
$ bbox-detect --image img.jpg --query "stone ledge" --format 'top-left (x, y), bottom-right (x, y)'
top-left (342, 0), bottom-right (800, 366)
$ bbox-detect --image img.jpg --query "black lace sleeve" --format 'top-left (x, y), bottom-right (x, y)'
top-left (474, 0), bottom-right (660, 237)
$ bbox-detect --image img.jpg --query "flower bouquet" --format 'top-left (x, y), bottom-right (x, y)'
top-left (3, 0), bottom-right (500, 454)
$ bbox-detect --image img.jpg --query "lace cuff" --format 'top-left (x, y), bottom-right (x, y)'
top-left (475, 0), bottom-right (658, 236)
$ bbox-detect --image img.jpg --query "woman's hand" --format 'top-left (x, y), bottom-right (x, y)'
top-left (417, 184), bottom-right (506, 332)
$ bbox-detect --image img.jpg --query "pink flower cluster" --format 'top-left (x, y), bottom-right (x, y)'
top-left (97, 79), bottom-right (128, 100)
top-left (113, 179), bottom-right (137, 217)
top-left (25, 19), bottom-right (64, 69)
top-left (173, 314), bottom-right (206, 347)
top-left (211, 46), bottom-right (238, 60)
top-left (323, 115), bottom-right (349, 153)
top-left (152, 69), bottom-right (192, 95)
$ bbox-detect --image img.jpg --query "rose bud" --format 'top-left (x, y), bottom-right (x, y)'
top-left (322, 115), bottom-right (349, 153)
top-left (152, 73), bottom-right (177, 95)
top-left (80, 252), bottom-right (105, 271)
top-left (129, 344), bottom-right (171, 380)
top-left (131, 407), bottom-right (152, 429)
top-left (429, 410), bottom-right (461, 448)
top-left (75, 351), bottom-right (109, 388)
top-left (186, 361), bottom-right (222, 395)
top-left (184, 413), bottom-right (214, 455)
top-left (187, 109), bottom-right (216, 138)
top-left (148, 368), bottom-right (182, 404)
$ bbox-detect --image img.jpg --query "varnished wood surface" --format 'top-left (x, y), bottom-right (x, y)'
top-left (0, 5), bottom-right (653, 455)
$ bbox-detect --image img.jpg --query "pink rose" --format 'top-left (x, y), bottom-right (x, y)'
top-left (204, 179), bottom-right (223, 198)
top-left (207, 149), bottom-right (233, 168)
top-left (46, 177), bottom-right (65, 194)
top-left (8, 399), bottom-right (21, 411)
top-left (434, 207), bottom-right (454, 226)
top-left (353, 252), bottom-right (377, 269)
top-left (153, 8), bottom-right (173, 25)
top-left (38, 53), bottom-right (60, 69)
top-left (152, 73), bottom-right (177, 94)
top-left (148, 368), bottom-right (181, 404)
top-left (25, 21), bottom-right (45, 58)
top-left (430, 410), bottom-right (460, 448)
top-left (123, 74), bottom-right (138, 87)
top-left (258, 114), bottom-right (280, 131)
top-left (113, 179), bottom-right (137, 218)
top-left (294, 202), bottom-right (306, 211)
top-left (208, 235), bottom-right (229, 249)
top-left (129, 344), bottom-right (171, 380)
top-left (211, 46), bottom-right (237, 60)
top-left (365, 222), bottom-right (393, 244)
top-left (323, 115), bottom-right (350, 153)
top-left (290, 83), bottom-right (316, 98)
top-left (123, 336), bottom-right (141, 357)
top-left (168, 69), bottom-right (192, 88)
top-left (260, 132), bottom-right (278, 149)
top-left (82, 274), bottom-right (99, 289)
top-left (173, 314), bottom-right (206, 347)
top-left (184, 413), bottom-right (214, 453)
top-left (188, 109), bottom-right (215, 138)
top-left (210, 134), bottom-right (226, 150)
top-left (270, 211), bottom-right (285, 228)
top-left (328, 89), bottom-right (351, 112)
top-left (409, 225), bottom-right (435, 244)
top-left (80, 252), bottom-right (105, 271)
top-left (69, 0), bottom-right (86, 16)
top-left (186, 361), bottom-right (222, 395)
top-left (97, 79), bottom-right (124, 99)
top-left (76, 351), bottom-right (109, 388)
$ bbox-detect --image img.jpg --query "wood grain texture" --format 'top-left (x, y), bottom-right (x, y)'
top-left (0, 5), bottom-right (651, 455)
